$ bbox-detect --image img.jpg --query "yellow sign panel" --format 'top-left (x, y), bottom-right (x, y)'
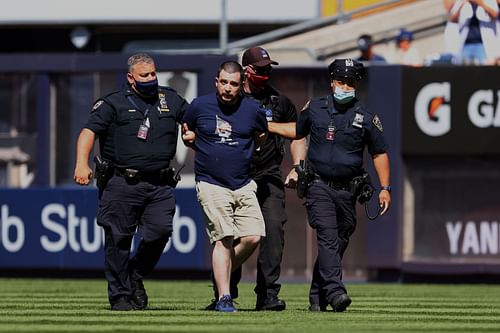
top-left (322, 0), bottom-right (388, 16)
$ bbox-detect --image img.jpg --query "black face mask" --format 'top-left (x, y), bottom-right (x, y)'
top-left (134, 78), bottom-right (158, 97)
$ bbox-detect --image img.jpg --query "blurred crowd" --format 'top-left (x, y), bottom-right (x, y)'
top-left (356, 0), bottom-right (500, 66)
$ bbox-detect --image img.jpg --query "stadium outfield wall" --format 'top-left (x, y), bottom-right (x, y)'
top-left (0, 53), bottom-right (499, 281)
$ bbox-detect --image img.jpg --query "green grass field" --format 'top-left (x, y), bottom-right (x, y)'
top-left (1, 278), bottom-right (500, 333)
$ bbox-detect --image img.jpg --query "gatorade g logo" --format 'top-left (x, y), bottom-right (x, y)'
top-left (415, 82), bottom-right (451, 136)
top-left (468, 89), bottom-right (500, 128)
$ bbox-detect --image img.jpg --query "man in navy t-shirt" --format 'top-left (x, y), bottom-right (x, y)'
top-left (183, 61), bottom-right (268, 312)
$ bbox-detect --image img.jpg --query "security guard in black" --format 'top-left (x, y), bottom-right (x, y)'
top-left (235, 46), bottom-right (302, 311)
top-left (246, 85), bottom-right (297, 309)
top-left (74, 53), bottom-right (188, 311)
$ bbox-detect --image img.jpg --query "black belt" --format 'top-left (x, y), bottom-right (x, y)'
top-left (313, 175), bottom-right (351, 191)
top-left (115, 168), bottom-right (163, 184)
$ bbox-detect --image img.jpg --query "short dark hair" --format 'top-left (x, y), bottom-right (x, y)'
top-left (217, 60), bottom-right (244, 82)
top-left (127, 53), bottom-right (155, 72)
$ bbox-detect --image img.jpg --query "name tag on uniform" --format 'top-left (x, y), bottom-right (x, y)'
top-left (137, 124), bottom-right (149, 140)
top-left (137, 117), bottom-right (150, 140)
top-left (326, 125), bottom-right (335, 141)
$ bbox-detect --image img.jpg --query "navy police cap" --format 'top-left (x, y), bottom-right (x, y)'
top-left (328, 58), bottom-right (365, 81)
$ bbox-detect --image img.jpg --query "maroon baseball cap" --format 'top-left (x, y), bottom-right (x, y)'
top-left (242, 47), bottom-right (279, 67)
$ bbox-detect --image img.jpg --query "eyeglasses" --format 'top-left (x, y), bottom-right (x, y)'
top-left (250, 65), bottom-right (272, 76)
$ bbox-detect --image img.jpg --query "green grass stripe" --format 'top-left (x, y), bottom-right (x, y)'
top-left (1, 279), bottom-right (500, 333)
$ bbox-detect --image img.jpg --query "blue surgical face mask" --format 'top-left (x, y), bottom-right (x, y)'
top-left (333, 86), bottom-right (355, 104)
top-left (134, 78), bottom-right (158, 97)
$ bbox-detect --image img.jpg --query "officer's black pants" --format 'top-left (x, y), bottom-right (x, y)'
top-left (97, 175), bottom-right (175, 304)
top-left (305, 182), bottom-right (356, 306)
top-left (228, 177), bottom-right (287, 300)
top-left (254, 177), bottom-right (287, 298)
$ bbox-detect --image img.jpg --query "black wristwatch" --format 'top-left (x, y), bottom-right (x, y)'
top-left (380, 185), bottom-right (392, 193)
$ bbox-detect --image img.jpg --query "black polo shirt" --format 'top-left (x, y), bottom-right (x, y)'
top-left (297, 94), bottom-right (387, 179)
top-left (84, 86), bottom-right (188, 171)
top-left (246, 85), bottom-right (297, 181)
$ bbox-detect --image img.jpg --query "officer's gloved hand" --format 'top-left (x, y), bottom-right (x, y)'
top-left (285, 167), bottom-right (298, 188)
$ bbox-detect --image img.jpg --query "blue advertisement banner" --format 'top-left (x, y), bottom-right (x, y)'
top-left (0, 188), bottom-right (210, 270)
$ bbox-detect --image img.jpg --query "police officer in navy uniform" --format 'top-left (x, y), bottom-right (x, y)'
top-left (73, 53), bottom-right (191, 311)
top-left (269, 58), bottom-right (391, 312)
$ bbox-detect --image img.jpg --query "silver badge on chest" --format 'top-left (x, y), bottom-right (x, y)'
top-left (352, 113), bottom-right (364, 128)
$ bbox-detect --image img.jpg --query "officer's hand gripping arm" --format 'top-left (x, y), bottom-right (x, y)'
top-left (267, 122), bottom-right (298, 139)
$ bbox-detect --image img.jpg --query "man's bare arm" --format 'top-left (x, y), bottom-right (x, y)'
top-left (74, 128), bottom-right (96, 185)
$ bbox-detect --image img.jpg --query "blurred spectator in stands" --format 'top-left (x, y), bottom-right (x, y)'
top-left (443, 0), bottom-right (461, 59)
top-left (387, 28), bottom-right (422, 66)
top-left (355, 34), bottom-right (386, 65)
top-left (448, 0), bottom-right (499, 65)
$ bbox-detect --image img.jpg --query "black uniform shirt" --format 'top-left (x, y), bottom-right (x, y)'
top-left (84, 86), bottom-right (188, 171)
top-left (296, 94), bottom-right (387, 179)
top-left (247, 85), bottom-right (297, 181)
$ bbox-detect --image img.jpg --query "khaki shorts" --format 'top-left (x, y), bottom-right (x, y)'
top-left (196, 180), bottom-right (266, 243)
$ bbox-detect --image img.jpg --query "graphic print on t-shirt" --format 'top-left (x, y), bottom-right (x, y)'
top-left (215, 115), bottom-right (237, 145)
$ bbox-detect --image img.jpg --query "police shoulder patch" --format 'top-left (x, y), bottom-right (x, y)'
top-left (301, 100), bottom-right (310, 112)
top-left (373, 114), bottom-right (383, 132)
top-left (92, 100), bottom-right (104, 111)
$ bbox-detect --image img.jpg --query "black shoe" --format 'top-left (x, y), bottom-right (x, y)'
top-left (205, 299), bottom-right (217, 311)
top-left (255, 295), bottom-right (286, 311)
top-left (330, 293), bottom-right (351, 312)
top-left (111, 296), bottom-right (135, 311)
top-left (308, 303), bottom-right (327, 312)
top-left (131, 277), bottom-right (148, 310)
